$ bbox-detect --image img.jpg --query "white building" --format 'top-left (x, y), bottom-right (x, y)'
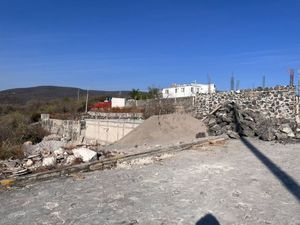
top-left (162, 82), bottom-right (216, 98)
top-left (111, 97), bottom-right (126, 108)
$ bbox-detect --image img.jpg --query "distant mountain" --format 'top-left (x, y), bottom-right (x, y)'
top-left (0, 86), bottom-right (130, 104)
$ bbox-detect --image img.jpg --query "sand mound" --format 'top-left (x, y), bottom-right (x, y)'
top-left (114, 113), bottom-right (207, 148)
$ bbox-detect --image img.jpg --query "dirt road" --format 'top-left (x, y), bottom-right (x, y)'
top-left (0, 138), bottom-right (299, 225)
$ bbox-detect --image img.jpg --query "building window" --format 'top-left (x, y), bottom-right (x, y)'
top-left (181, 88), bottom-right (185, 92)
top-left (165, 89), bottom-right (169, 94)
top-left (175, 88), bottom-right (177, 93)
top-left (196, 88), bottom-right (199, 93)
top-left (191, 87), bottom-right (194, 93)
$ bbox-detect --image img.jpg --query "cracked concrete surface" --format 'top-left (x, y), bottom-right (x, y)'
top-left (0, 138), bottom-right (299, 225)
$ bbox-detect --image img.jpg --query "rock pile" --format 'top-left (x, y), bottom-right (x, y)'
top-left (0, 135), bottom-right (116, 179)
top-left (205, 102), bottom-right (300, 142)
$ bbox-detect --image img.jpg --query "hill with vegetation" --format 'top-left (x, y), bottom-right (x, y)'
top-left (0, 86), bottom-right (130, 105)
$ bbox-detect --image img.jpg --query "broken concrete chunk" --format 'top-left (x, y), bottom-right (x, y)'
top-left (72, 148), bottom-right (97, 163)
top-left (25, 159), bottom-right (34, 167)
top-left (42, 156), bottom-right (57, 167)
top-left (53, 148), bottom-right (64, 157)
top-left (66, 155), bottom-right (76, 165)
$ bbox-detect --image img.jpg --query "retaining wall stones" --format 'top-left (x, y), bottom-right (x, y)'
top-left (194, 86), bottom-right (296, 119)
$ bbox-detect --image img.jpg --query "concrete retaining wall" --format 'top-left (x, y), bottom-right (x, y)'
top-left (41, 114), bottom-right (143, 144)
top-left (41, 116), bottom-right (82, 140)
top-left (85, 119), bottom-right (143, 144)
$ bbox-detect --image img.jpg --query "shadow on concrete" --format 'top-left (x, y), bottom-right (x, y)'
top-left (240, 136), bottom-right (300, 202)
top-left (196, 214), bottom-right (220, 225)
top-left (232, 102), bottom-right (300, 202)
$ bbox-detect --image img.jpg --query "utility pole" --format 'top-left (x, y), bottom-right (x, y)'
top-left (207, 74), bottom-right (211, 94)
top-left (298, 69), bottom-right (300, 96)
top-left (85, 89), bottom-right (89, 113)
top-left (289, 69), bottom-right (294, 87)
top-left (236, 80), bottom-right (240, 91)
top-left (262, 75), bottom-right (266, 88)
top-left (77, 89), bottom-right (80, 101)
top-left (230, 74), bottom-right (235, 91)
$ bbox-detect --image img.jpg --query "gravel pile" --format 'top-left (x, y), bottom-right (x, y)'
top-left (114, 113), bottom-right (207, 149)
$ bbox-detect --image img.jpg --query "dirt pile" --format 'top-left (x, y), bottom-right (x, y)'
top-left (205, 102), bottom-right (300, 142)
top-left (115, 113), bottom-right (207, 148)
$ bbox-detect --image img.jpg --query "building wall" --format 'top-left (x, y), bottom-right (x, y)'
top-left (162, 84), bottom-right (215, 98)
top-left (111, 97), bottom-right (126, 108)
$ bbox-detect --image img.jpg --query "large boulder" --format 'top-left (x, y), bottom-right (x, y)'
top-left (72, 148), bottom-right (97, 163)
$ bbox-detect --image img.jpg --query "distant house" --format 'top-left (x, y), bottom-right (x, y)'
top-left (162, 82), bottom-right (216, 98)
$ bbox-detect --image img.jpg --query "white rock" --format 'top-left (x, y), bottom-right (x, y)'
top-left (53, 148), bottom-right (64, 157)
top-left (23, 141), bottom-right (33, 146)
top-left (72, 148), bottom-right (97, 163)
top-left (281, 127), bottom-right (292, 134)
top-left (66, 155), bottom-right (76, 165)
top-left (25, 159), bottom-right (34, 167)
top-left (281, 124), bottom-right (294, 135)
top-left (42, 156), bottom-right (57, 167)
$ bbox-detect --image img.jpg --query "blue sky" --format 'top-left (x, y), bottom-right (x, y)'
top-left (0, 0), bottom-right (300, 91)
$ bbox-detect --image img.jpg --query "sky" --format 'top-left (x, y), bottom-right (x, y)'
top-left (0, 0), bottom-right (300, 91)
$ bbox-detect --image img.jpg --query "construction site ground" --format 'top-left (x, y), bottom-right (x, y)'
top-left (0, 138), bottom-right (299, 225)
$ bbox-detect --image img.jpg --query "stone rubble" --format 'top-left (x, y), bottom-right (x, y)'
top-left (0, 134), bottom-right (116, 180)
top-left (205, 102), bottom-right (300, 142)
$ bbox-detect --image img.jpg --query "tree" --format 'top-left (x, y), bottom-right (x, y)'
top-left (129, 89), bottom-right (142, 100)
top-left (147, 86), bottom-right (161, 99)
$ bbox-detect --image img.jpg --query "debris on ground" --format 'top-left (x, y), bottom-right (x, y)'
top-left (0, 134), bottom-right (116, 180)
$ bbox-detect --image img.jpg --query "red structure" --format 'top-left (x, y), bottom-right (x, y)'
top-left (90, 101), bottom-right (112, 110)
